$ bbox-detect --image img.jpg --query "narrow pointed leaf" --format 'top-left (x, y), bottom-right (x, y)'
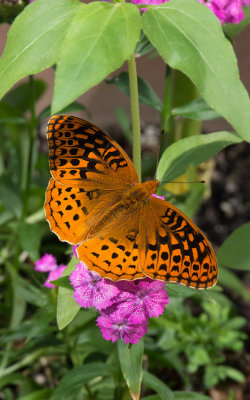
top-left (171, 97), bottom-right (220, 121)
top-left (57, 257), bottom-right (80, 330)
top-left (52, 2), bottom-right (141, 113)
top-left (142, 370), bottom-right (174, 400)
top-left (142, 0), bottom-right (250, 141)
top-left (118, 340), bottom-right (144, 400)
top-left (51, 362), bottom-right (114, 400)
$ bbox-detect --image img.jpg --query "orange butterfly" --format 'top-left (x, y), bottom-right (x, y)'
top-left (44, 115), bottom-right (218, 289)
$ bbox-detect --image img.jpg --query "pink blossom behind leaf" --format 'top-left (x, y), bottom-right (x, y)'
top-left (44, 265), bottom-right (66, 289)
top-left (132, 0), bottom-right (249, 24)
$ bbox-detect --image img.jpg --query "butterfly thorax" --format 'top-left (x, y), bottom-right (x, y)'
top-left (122, 180), bottom-right (159, 208)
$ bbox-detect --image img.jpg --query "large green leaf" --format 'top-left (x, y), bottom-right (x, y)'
top-left (118, 340), bottom-right (144, 400)
top-left (156, 131), bottom-right (241, 182)
top-left (217, 223), bottom-right (250, 271)
top-left (0, 0), bottom-right (81, 100)
top-left (142, 0), bottom-right (250, 141)
top-left (52, 2), bottom-right (141, 112)
top-left (57, 257), bottom-right (80, 330)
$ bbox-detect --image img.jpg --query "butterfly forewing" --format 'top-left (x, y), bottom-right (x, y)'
top-left (47, 115), bottom-right (138, 188)
top-left (139, 197), bottom-right (218, 288)
top-left (45, 115), bottom-right (139, 245)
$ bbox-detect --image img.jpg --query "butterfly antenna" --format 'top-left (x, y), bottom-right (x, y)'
top-left (154, 129), bottom-right (165, 180)
top-left (161, 180), bottom-right (206, 184)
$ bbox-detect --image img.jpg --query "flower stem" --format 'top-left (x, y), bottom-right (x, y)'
top-left (160, 65), bottom-right (172, 134)
top-left (128, 55), bottom-right (141, 182)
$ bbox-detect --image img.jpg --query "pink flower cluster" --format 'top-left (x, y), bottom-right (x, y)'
top-left (70, 262), bottom-right (169, 344)
top-left (34, 254), bottom-right (66, 288)
top-left (199, 0), bottom-right (250, 24)
top-left (132, 0), bottom-right (250, 24)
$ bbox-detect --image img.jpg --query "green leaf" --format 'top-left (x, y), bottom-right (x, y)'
top-left (223, 367), bottom-right (245, 383)
top-left (0, 373), bottom-right (27, 389)
top-left (142, 0), bottom-right (250, 141)
top-left (51, 276), bottom-right (72, 290)
top-left (174, 392), bottom-right (211, 400)
top-left (218, 266), bottom-right (248, 299)
top-left (217, 223), bottom-right (250, 271)
top-left (142, 370), bottom-right (174, 400)
top-left (0, 178), bottom-right (22, 218)
top-left (17, 222), bottom-right (42, 261)
top-left (108, 71), bottom-right (162, 112)
top-left (135, 32), bottom-right (154, 57)
top-left (19, 389), bottom-right (53, 400)
top-left (57, 257), bottom-right (80, 330)
top-left (51, 362), bottom-right (114, 400)
top-left (0, 0), bottom-right (82, 100)
top-left (52, 2), bottom-right (141, 113)
top-left (3, 79), bottom-right (46, 114)
top-left (118, 340), bottom-right (144, 400)
top-left (38, 102), bottom-right (87, 122)
top-left (171, 97), bottom-right (221, 121)
top-left (156, 131), bottom-right (241, 182)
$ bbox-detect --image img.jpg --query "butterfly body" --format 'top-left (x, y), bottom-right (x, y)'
top-left (45, 115), bottom-right (218, 288)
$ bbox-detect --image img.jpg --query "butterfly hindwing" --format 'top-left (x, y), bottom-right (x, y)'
top-left (139, 197), bottom-right (218, 288)
top-left (77, 206), bottom-right (144, 281)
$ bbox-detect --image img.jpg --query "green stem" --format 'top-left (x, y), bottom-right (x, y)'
top-left (21, 75), bottom-right (37, 220)
top-left (127, 55), bottom-right (141, 182)
top-left (160, 65), bottom-right (172, 134)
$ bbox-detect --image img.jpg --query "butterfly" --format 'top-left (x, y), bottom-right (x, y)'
top-left (44, 115), bottom-right (218, 289)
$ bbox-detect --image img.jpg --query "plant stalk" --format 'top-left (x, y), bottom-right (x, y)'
top-left (127, 55), bottom-right (141, 182)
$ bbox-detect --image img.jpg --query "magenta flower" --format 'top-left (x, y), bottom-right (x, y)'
top-left (131, 0), bottom-right (250, 24)
top-left (34, 254), bottom-right (57, 272)
top-left (96, 309), bottom-right (148, 344)
top-left (70, 261), bottom-right (169, 344)
top-left (44, 265), bottom-right (66, 289)
top-left (114, 279), bottom-right (169, 324)
top-left (69, 262), bottom-right (120, 310)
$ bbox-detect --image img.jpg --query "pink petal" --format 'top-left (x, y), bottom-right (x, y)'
top-left (35, 254), bottom-right (57, 272)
